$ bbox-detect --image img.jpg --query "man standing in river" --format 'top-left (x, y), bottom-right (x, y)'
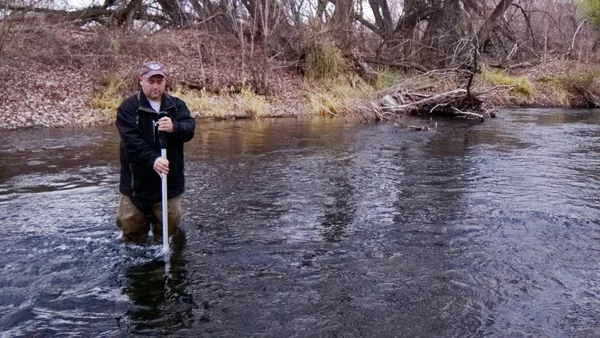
top-left (115, 61), bottom-right (195, 243)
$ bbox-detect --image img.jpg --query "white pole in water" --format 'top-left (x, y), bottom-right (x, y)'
top-left (161, 147), bottom-right (169, 255)
top-left (158, 112), bottom-right (170, 256)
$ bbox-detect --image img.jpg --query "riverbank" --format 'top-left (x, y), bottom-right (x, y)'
top-left (1, 22), bottom-right (599, 130)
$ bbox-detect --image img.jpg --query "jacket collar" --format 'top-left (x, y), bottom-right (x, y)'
top-left (137, 91), bottom-right (176, 113)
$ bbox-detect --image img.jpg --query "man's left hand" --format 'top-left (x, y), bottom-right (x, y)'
top-left (156, 117), bottom-right (173, 133)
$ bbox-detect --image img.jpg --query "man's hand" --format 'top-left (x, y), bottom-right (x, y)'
top-left (156, 116), bottom-right (173, 133)
top-left (154, 157), bottom-right (169, 177)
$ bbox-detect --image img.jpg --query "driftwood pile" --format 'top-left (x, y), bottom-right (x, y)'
top-left (355, 69), bottom-right (498, 131)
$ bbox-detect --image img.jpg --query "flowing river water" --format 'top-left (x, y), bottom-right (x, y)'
top-left (1, 109), bottom-right (600, 337)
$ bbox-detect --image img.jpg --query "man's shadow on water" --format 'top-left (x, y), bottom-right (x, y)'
top-left (120, 231), bottom-right (197, 334)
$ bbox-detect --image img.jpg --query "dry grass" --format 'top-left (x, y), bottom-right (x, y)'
top-left (87, 74), bottom-right (130, 118)
top-left (240, 87), bottom-right (271, 117)
top-left (305, 76), bottom-right (376, 116)
top-left (171, 85), bottom-right (272, 119)
top-left (368, 66), bottom-right (403, 90)
top-left (304, 35), bottom-right (348, 80)
top-left (171, 86), bottom-right (235, 118)
top-left (476, 67), bottom-right (535, 106)
top-left (508, 59), bottom-right (600, 107)
top-left (533, 75), bottom-right (572, 107)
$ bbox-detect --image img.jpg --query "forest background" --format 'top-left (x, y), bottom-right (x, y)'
top-left (2, 0), bottom-right (600, 130)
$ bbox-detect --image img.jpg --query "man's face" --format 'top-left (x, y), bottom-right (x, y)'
top-left (139, 75), bottom-right (166, 101)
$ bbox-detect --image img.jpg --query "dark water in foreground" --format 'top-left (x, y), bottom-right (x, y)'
top-left (1, 110), bottom-right (600, 338)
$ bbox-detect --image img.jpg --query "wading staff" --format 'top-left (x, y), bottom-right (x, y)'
top-left (157, 112), bottom-right (170, 255)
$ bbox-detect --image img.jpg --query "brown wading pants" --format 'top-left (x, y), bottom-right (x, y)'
top-left (116, 194), bottom-right (182, 243)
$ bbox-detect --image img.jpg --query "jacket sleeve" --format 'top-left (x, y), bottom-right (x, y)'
top-left (172, 98), bottom-right (196, 143)
top-left (116, 100), bottom-right (160, 169)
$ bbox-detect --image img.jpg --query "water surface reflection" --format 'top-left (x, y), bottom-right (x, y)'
top-left (120, 233), bottom-right (195, 336)
top-left (1, 112), bottom-right (600, 337)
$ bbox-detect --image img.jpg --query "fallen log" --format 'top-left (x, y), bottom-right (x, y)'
top-left (381, 89), bottom-right (467, 114)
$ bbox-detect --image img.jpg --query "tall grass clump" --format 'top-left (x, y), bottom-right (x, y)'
top-left (171, 86), bottom-right (233, 118)
top-left (307, 90), bottom-right (341, 116)
top-left (373, 66), bottom-right (401, 90)
top-left (558, 66), bottom-right (600, 92)
top-left (306, 76), bottom-right (376, 116)
top-left (304, 36), bottom-right (348, 80)
top-left (88, 73), bottom-right (129, 119)
top-left (553, 64), bottom-right (600, 106)
top-left (479, 68), bottom-right (535, 97)
top-left (240, 87), bottom-right (271, 117)
top-left (534, 75), bottom-right (571, 106)
top-left (172, 85), bottom-right (271, 118)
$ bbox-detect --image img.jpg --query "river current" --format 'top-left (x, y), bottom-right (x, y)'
top-left (1, 109), bottom-right (600, 337)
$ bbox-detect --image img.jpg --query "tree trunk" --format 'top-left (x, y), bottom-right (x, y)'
top-left (477, 0), bottom-right (513, 44)
top-left (157, 0), bottom-right (184, 27)
top-left (330, 0), bottom-right (355, 48)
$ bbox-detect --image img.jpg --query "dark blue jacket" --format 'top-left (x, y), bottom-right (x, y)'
top-left (116, 91), bottom-right (195, 202)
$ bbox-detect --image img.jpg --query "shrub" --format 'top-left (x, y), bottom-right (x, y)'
top-left (304, 36), bottom-right (348, 80)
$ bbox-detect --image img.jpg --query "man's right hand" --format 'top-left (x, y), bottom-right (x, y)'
top-left (153, 157), bottom-right (169, 177)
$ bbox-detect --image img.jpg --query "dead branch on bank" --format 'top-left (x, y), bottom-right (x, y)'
top-left (378, 88), bottom-right (494, 120)
top-left (359, 67), bottom-right (502, 131)
top-left (352, 102), bottom-right (437, 131)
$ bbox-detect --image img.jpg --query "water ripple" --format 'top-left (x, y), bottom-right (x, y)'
top-left (2, 115), bottom-right (600, 337)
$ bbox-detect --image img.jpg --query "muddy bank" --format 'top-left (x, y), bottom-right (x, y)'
top-left (1, 25), bottom-right (599, 131)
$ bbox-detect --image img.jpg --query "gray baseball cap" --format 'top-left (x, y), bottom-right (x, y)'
top-left (139, 61), bottom-right (166, 78)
